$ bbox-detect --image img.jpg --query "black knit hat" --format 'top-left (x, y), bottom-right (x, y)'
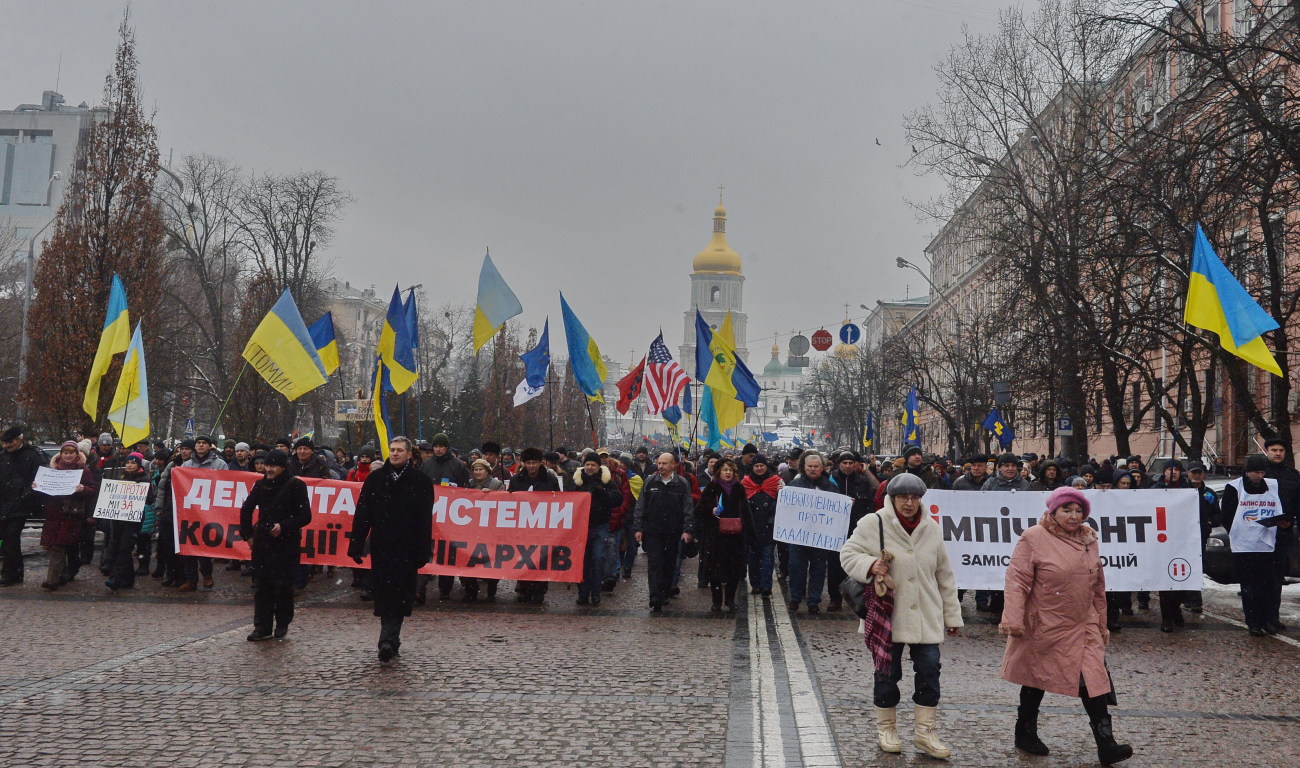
top-left (264, 449), bottom-right (290, 468)
top-left (294, 436), bottom-right (314, 450)
top-left (431, 433), bottom-right (450, 448)
top-left (903, 445), bottom-right (923, 459)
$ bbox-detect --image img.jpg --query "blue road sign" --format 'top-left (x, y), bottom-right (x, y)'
top-left (839, 323), bottom-right (861, 345)
top-left (184, 417), bottom-right (196, 438)
top-left (1056, 417), bottom-right (1073, 436)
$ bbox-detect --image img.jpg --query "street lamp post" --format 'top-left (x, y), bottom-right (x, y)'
top-left (16, 172), bottom-right (64, 421)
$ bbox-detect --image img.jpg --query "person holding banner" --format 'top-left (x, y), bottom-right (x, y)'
top-left (840, 472), bottom-right (961, 759)
top-left (999, 486), bottom-right (1133, 765)
top-left (695, 458), bottom-right (749, 613)
top-left (36, 442), bottom-right (98, 590)
top-left (348, 437), bottom-right (434, 662)
top-left (567, 453), bottom-right (625, 607)
top-left (103, 453), bottom-right (154, 591)
top-left (239, 450), bottom-right (312, 641)
top-left (508, 447), bottom-right (562, 605)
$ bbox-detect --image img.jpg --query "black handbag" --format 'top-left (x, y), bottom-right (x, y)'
top-left (840, 514), bottom-right (885, 620)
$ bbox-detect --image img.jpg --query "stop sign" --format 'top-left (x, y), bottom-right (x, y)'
top-left (811, 329), bottom-right (832, 351)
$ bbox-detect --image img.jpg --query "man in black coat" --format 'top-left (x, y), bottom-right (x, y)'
top-left (508, 447), bottom-right (562, 604)
top-left (240, 450), bottom-right (313, 641)
top-left (0, 426), bottom-right (44, 585)
top-left (633, 452), bottom-right (695, 612)
top-left (348, 437), bottom-right (434, 662)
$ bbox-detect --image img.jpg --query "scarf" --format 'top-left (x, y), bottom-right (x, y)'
top-left (53, 452), bottom-right (85, 471)
top-left (1038, 510), bottom-right (1097, 546)
top-left (718, 478), bottom-right (737, 496)
top-left (742, 473), bottom-right (780, 499)
top-left (895, 509), bottom-right (922, 534)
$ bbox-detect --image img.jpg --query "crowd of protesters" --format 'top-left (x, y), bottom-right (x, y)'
top-left (1, 424), bottom-right (1296, 763)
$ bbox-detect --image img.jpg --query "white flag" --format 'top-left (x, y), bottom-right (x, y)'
top-left (513, 378), bottom-right (545, 407)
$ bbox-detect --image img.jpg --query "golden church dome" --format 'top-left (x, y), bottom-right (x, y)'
top-left (692, 201), bottom-right (743, 275)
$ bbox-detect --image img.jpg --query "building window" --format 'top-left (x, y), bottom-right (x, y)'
top-left (710, 286), bottom-right (720, 304)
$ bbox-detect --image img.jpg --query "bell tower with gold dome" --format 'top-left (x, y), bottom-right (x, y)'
top-left (680, 193), bottom-right (748, 368)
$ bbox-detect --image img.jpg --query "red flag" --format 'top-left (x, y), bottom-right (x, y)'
top-left (616, 356), bottom-right (646, 414)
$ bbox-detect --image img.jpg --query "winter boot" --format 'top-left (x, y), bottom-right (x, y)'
top-left (1014, 710), bottom-right (1049, 755)
top-left (1089, 715), bottom-right (1133, 765)
top-left (874, 707), bottom-right (902, 753)
top-left (913, 705), bottom-right (951, 759)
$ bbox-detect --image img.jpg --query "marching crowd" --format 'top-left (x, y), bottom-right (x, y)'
top-left (1, 424), bottom-right (1296, 766)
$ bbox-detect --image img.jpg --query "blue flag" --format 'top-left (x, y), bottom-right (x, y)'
top-left (901, 385), bottom-right (921, 447)
top-left (982, 407), bottom-right (1015, 448)
top-left (513, 319), bottom-right (551, 407)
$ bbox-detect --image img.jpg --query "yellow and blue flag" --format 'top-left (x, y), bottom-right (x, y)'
top-left (1185, 223), bottom-right (1283, 376)
top-left (242, 288), bottom-right (328, 401)
top-left (560, 293), bottom-right (608, 402)
top-left (901, 385), bottom-right (921, 447)
top-left (981, 407), bottom-right (1015, 448)
top-left (83, 274), bottom-right (131, 419)
top-left (308, 312), bottom-right (340, 376)
top-left (472, 251), bottom-right (523, 353)
top-left (403, 288), bottom-right (420, 356)
top-left (862, 410), bottom-right (875, 449)
top-left (695, 310), bottom-right (760, 434)
top-left (371, 358), bottom-right (393, 459)
top-left (378, 286), bottom-right (418, 394)
top-left (106, 322), bottom-right (149, 447)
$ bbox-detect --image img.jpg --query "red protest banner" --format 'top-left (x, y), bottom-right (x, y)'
top-left (171, 469), bottom-right (590, 582)
top-left (426, 486), bottom-right (589, 582)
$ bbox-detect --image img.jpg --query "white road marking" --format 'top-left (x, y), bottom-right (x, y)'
top-left (770, 598), bottom-right (842, 767)
top-left (750, 594), bottom-right (786, 767)
top-left (1202, 609), bottom-right (1300, 649)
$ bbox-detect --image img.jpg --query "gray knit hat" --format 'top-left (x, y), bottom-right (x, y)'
top-left (886, 472), bottom-right (928, 497)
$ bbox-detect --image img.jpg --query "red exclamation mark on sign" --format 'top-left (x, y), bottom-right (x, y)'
top-left (930, 504), bottom-right (940, 524)
top-left (1156, 506), bottom-right (1167, 543)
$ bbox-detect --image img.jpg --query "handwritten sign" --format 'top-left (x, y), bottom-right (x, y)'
top-left (33, 467), bottom-right (83, 497)
top-left (773, 486), bottom-right (853, 552)
top-left (93, 479), bottom-right (150, 523)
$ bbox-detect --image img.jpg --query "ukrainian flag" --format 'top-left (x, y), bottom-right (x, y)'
top-left (472, 251), bottom-right (523, 353)
top-left (241, 288), bottom-right (328, 401)
top-left (83, 274), bottom-right (131, 419)
top-left (378, 286), bottom-right (418, 394)
top-left (560, 293), bottom-right (608, 402)
top-left (862, 410), bottom-right (875, 449)
top-left (1185, 223), bottom-right (1283, 376)
top-left (308, 312), bottom-right (340, 376)
top-left (371, 358), bottom-right (393, 459)
top-left (696, 310), bottom-right (761, 434)
top-left (106, 322), bottom-right (149, 447)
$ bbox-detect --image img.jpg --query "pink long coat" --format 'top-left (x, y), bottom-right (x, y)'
top-left (1000, 522), bottom-right (1111, 698)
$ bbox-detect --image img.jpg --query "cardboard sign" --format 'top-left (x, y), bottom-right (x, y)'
top-left (93, 479), bottom-right (150, 522)
top-left (774, 485), bottom-right (853, 552)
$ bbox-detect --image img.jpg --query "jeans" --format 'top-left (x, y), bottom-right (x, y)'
top-left (604, 526), bottom-right (622, 581)
top-left (620, 526), bottom-right (638, 575)
top-left (787, 544), bottom-right (827, 605)
top-left (747, 542), bottom-right (775, 591)
top-left (874, 642), bottom-right (941, 708)
top-left (581, 528), bottom-right (613, 598)
top-left (642, 532), bottom-right (678, 605)
top-left (0, 516), bottom-right (26, 581)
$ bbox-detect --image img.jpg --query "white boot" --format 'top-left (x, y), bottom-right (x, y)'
top-left (913, 704), bottom-right (951, 759)
top-left (875, 707), bottom-right (903, 753)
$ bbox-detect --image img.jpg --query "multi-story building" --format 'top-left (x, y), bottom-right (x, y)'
top-left (320, 278), bottom-right (388, 402)
top-left (0, 91), bottom-right (97, 260)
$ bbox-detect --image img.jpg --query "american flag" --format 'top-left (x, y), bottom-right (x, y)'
top-left (645, 333), bottom-right (690, 415)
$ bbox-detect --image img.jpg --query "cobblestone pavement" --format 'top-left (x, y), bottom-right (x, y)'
top-left (0, 532), bottom-right (1296, 767)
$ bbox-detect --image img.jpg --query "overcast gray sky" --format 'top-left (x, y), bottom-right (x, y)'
top-left (3, 0), bottom-right (1003, 365)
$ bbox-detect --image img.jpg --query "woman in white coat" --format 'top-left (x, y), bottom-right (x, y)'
top-left (840, 472), bottom-right (963, 759)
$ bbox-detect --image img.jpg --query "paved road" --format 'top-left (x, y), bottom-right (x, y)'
top-left (0, 537), bottom-right (1296, 767)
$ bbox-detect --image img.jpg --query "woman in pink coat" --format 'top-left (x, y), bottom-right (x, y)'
top-left (999, 487), bottom-right (1133, 766)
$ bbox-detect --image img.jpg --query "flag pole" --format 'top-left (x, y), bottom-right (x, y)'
top-left (584, 397), bottom-right (599, 449)
top-left (211, 360), bottom-right (250, 436)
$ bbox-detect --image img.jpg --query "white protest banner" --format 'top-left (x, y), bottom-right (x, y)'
top-left (33, 466), bottom-right (83, 496)
top-left (773, 486), bottom-right (853, 552)
top-left (93, 479), bottom-right (150, 522)
top-left (925, 489), bottom-right (1201, 591)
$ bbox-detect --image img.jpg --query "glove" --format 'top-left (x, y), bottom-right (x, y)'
top-left (351, 555), bottom-right (364, 565)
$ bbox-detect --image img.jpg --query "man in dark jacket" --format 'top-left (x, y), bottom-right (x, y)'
top-left (567, 453), bottom-right (623, 606)
top-left (952, 454), bottom-right (990, 491)
top-left (508, 447), bottom-right (562, 604)
top-left (827, 450), bottom-right (872, 611)
top-left (348, 437), bottom-right (434, 662)
top-left (786, 452), bottom-right (839, 614)
top-left (288, 437), bottom-right (331, 479)
top-left (0, 426), bottom-right (44, 585)
top-left (418, 433), bottom-right (469, 487)
top-left (633, 452), bottom-right (695, 612)
top-left (241, 450), bottom-right (312, 641)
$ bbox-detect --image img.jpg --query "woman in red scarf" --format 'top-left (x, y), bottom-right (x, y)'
top-left (740, 454), bottom-right (782, 597)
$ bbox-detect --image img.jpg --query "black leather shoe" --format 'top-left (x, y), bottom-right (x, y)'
top-left (0, 577), bottom-right (21, 587)
top-left (1266, 619), bottom-right (1288, 633)
top-left (247, 630), bottom-right (272, 642)
top-left (1160, 619), bottom-right (1174, 633)
top-left (807, 604), bottom-right (820, 615)
top-left (1248, 626), bottom-right (1268, 637)
top-left (273, 626), bottom-right (288, 639)
top-left (378, 641), bottom-right (396, 662)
